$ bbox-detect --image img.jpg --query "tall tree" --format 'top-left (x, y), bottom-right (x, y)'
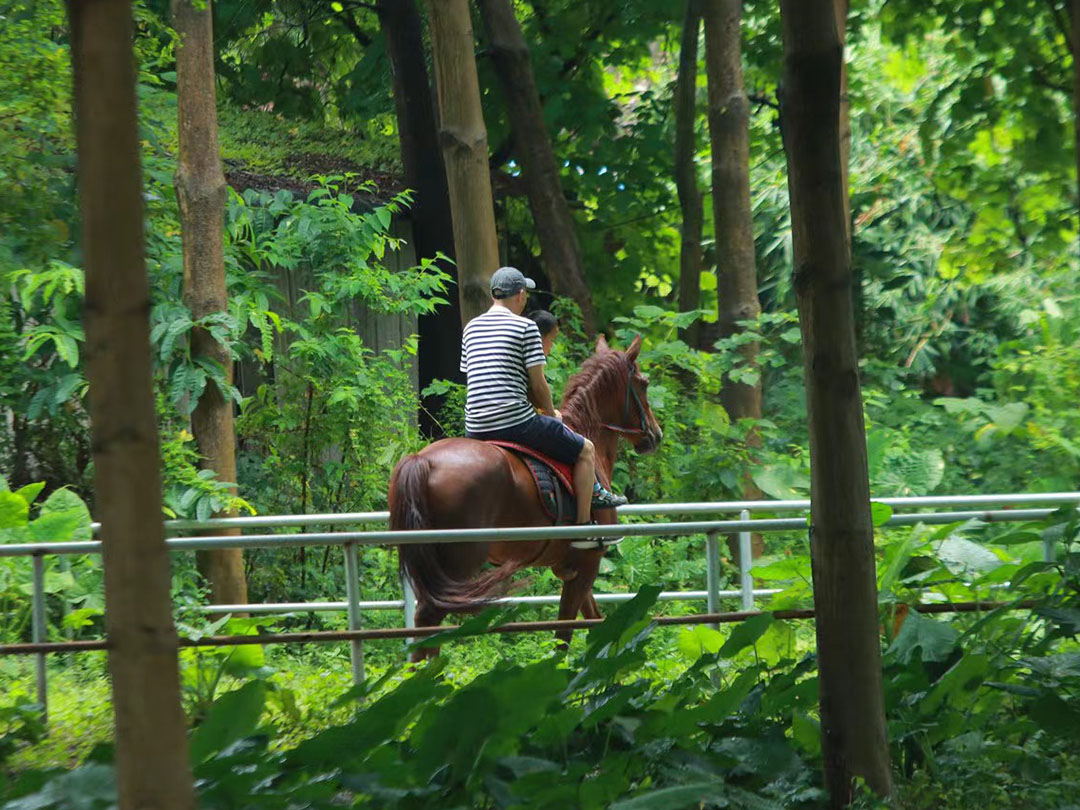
top-left (374, 0), bottom-right (464, 419)
top-left (476, 0), bottom-right (597, 334)
top-left (1073, 0), bottom-right (1080, 242)
top-left (675, 0), bottom-right (705, 350)
top-left (778, 0), bottom-right (893, 804)
top-left (425, 0), bottom-right (501, 324)
top-left (703, 0), bottom-right (764, 557)
top-left (67, 1), bottom-right (196, 807)
top-left (173, 0), bottom-right (247, 604)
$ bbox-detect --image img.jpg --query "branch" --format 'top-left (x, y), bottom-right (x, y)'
top-left (1047, 0), bottom-right (1073, 54)
top-left (748, 91), bottom-right (780, 111)
top-left (336, 7), bottom-right (373, 47)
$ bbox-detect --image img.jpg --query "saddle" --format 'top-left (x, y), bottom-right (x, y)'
top-left (487, 441), bottom-right (576, 525)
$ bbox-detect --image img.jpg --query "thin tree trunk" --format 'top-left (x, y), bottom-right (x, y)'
top-left (778, 0), bottom-right (893, 804)
top-left (675, 0), bottom-right (705, 350)
top-left (173, 0), bottom-right (247, 606)
top-left (67, 2), bottom-right (196, 808)
top-left (476, 0), bottom-right (596, 334)
top-left (704, 0), bottom-right (761, 422)
top-left (376, 0), bottom-right (464, 427)
top-left (703, 0), bottom-right (764, 557)
top-left (425, 0), bottom-right (501, 325)
top-left (1073, 0), bottom-right (1080, 247)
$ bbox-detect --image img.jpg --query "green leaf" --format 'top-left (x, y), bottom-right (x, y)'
top-left (936, 535), bottom-right (1002, 577)
top-left (0, 491), bottom-right (29, 530)
top-left (791, 710), bottom-right (821, 756)
top-left (14, 483), bottom-right (45, 505)
top-left (289, 665), bottom-right (450, 768)
top-left (871, 502), bottom-right (894, 527)
top-left (922, 653), bottom-right (990, 714)
top-left (189, 681), bottom-right (267, 764)
top-left (38, 488), bottom-right (92, 541)
top-left (886, 610), bottom-right (959, 664)
top-left (584, 584), bottom-right (659, 659)
top-left (719, 612), bottom-right (773, 658)
top-left (751, 466), bottom-right (809, 500)
top-left (611, 781), bottom-right (726, 810)
top-left (676, 625), bottom-right (725, 661)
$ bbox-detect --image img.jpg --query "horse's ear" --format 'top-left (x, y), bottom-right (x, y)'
top-left (625, 334), bottom-right (642, 362)
top-left (595, 334), bottom-right (610, 353)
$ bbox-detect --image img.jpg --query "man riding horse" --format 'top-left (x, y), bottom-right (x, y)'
top-left (460, 267), bottom-right (627, 527)
top-left (390, 269), bottom-right (662, 653)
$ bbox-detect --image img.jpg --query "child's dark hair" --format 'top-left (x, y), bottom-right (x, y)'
top-left (528, 310), bottom-right (558, 338)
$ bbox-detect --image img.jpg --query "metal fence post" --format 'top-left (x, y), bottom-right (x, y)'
top-left (32, 554), bottom-right (48, 723)
top-left (343, 542), bottom-right (364, 685)
top-left (1043, 533), bottom-right (1057, 563)
top-left (402, 573), bottom-right (416, 647)
top-left (705, 531), bottom-right (720, 628)
top-left (739, 509), bottom-right (754, 611)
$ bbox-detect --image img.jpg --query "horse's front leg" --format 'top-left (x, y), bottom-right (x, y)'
top-left (554, 547), bottom-right (604, 648)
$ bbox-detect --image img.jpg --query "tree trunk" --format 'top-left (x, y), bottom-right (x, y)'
top-left (835, 0), bottom-right (851, 249)
top-left (67, 2), bottom-right (197, 808)
top-left (425, 0), bottom-right (501, 325)
top-left (173, 0), bottom-right (247, 606)
top-left (835, 0), bottom-right (862, 348)
top-left (778, 0), bottom-right (893, 804)
top-left (1073, 0), bottom-right (1080, 245)
top-left (376, 0), bottom-right (464, 427)
top-left (476, 0), bottom-right (596, 335)
top-left (703, 0), bottom-right (765, 557)
top-left (675, 0), bottom-right (705, 350)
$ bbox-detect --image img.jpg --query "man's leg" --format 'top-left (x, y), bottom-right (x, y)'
top-left (572, 439), bottom-right (598, 524)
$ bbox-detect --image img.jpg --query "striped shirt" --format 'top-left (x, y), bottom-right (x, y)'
top-left (460, 306), bottom-right (546, 433)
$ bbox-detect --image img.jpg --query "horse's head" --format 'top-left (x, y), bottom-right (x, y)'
top-left (594, 333), bottom-right (663, 454)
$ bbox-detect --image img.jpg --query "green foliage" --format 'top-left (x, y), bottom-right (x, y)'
top-left (0, 478), bottom-right (99, 644)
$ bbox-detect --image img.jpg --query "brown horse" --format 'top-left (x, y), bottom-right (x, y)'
top-left (390, 334), bottom-right (663, 655)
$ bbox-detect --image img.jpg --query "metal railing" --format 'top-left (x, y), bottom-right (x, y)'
top-left (3, 491), bottom-right (1079, 723)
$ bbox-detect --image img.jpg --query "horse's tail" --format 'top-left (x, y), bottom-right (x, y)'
top-left (390, 452), bottom-right (518, 614)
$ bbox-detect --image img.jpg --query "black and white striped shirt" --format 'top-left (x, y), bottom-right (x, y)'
top-left (460, 306), bottom-right (546, 433)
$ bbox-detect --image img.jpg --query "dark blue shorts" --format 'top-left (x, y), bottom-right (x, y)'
top-left (467, 414), bottom-right (585, 465)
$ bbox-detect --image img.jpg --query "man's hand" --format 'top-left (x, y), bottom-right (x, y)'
top-left (552, 409), bottom-right (563, 422)
top-left (526, 364), bottom-right (557, 417)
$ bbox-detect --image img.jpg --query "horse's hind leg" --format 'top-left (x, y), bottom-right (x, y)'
top-left (582, 592), bottom-right (602, 620)
top-left (411, 600), bottom-right (449, 662)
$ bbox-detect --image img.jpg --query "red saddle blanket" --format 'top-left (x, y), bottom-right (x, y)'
top-left (487, 441), bottom-right (575, 524)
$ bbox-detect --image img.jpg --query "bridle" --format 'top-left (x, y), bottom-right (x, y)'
top-left (601, 361), bottom-right (651, 437)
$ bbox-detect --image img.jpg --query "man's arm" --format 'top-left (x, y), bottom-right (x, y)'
top-left (527, 364), bottom-right (558, 417)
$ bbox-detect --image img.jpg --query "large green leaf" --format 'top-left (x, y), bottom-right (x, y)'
top-left (0, 491), bottom-right (29, 530)
top-left (886, 610), bottom-right (960, 664)
top-left (584, 584), bottom-right (659, 660)
top-left (189, 680), bottom-right (267, 765)
top-left (611, 781), bottom-right (727, 810)
top-left (719, 613), bottom-right (773, 659)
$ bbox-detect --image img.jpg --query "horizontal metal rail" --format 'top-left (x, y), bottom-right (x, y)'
top-left (12, 506), bottom-right (1072, 558)
top-left (84, 491), bottom-right (1080, 535)
top-left (195, 588), bottom-right (786, 615)
top-left (0, 600), bottom-right (1039, 655)
top-left (11, 492), bottom-right (1076, 718)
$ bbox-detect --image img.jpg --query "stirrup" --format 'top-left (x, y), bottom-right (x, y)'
top-left (570, 519), bottom-right (623, 550)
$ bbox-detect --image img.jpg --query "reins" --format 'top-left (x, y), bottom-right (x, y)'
top-left (601, 361), bottom-right (650, 437)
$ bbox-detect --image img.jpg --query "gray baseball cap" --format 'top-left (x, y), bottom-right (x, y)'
top-left (490, 266), bottom-right (536, 299)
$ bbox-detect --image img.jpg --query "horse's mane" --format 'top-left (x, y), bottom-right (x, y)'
top-left (560, 349), bottom-right (631, 438)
